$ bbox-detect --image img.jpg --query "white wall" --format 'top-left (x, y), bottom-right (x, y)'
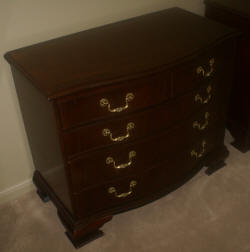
top-left (0, 0), bottom-right (204, 202)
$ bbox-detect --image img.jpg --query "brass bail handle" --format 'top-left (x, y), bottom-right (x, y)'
top-left (100, 93), bottom-right (135, 113)
top-left (106, 151), bottom-right (136, 169)
top-left (102, 122), bottom-right (135, 142)
top-left (195, 85), bottom-right (212, 104)
top-left (196, 58), bottom-right (215, 78)
top-left (191, 140), bottom-right (206, 159)
top-left (108, 180), bottom-right (137, 198)
top-left (193, 112), bottom-right (210, 130)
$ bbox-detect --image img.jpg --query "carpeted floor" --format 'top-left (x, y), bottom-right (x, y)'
top-left (1, 131), bottom-right (250, 252)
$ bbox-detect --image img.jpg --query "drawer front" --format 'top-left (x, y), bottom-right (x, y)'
top-left (172, 42), bottom-right (231, 96)
top-left (68, 102), bottom-right (225, 192)
top-left (57, 72), bottom-right (171, 130)
top-left (63, 82), bottom-right (216, 158)
top-left (172, 56), bottom-right (211, 95)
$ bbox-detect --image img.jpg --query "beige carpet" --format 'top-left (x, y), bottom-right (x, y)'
top-left (1, 131), bottom-right (250, 252)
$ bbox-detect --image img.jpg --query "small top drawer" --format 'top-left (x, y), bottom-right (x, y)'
top-left (172, 56), bottom-right (214, 95)
top-left (172, 44), bottom-right (229, 95)
top-left (57, 72), bottom-right (171, 130)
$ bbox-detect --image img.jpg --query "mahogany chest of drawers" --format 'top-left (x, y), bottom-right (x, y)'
top-left (5, 8), bottom-right (239, 248)
top-left (205, 0), bottom-right (250, 152)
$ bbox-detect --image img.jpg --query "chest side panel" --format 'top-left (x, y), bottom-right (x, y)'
top-left (11, 67), bottom-right (73, 213)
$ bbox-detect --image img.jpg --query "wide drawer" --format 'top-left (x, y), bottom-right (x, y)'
top-left (63, 82), bottom-right (216, 158)
top-left (68, 104), bottom-right (224, 192)
top-left (57, 71), bottom-right (171, 130)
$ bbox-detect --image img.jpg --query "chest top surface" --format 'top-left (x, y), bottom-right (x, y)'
top-left (205, 0), bottom-right (250, 19)
top-left (4, 7), bottom-right (236, 100)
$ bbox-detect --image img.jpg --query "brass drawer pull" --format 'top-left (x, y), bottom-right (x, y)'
top-left (195, 85), bottom-right (212, 104)
top-left (100, 93), bottom-right (135, 113)
top-left (196, 58), bottom-right (215, 78)
top-left (108, 181), bottom-right (137, 198)
top-left (106, 151), bottom-right (136, 169)
top-left (191, 140), bottom-right (206, 159)
top-left (193, 112), bottom-right (209, 130)
top-left (102, 122), bottom-right (135, 142)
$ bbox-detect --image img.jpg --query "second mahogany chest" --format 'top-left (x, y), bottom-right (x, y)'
top-left (205, 0), bottom-right (250, 152)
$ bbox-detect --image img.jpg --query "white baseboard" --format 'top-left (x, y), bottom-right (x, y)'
top-left (0, 179), bottom-right (35, 205)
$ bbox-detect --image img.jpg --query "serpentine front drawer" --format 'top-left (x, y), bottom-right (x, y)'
top-left (57, 71), bottom-right (171, 130)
